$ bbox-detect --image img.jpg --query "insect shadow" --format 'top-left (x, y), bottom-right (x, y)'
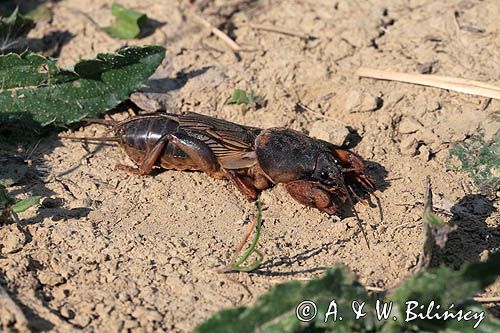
top-left (28, 30), bottom-right (75, 58)
top-left (141, 66), bottom-right (213, 94)
top-left (442, 194), bottom-right (498, 269)
top-left (251, 242), bottom-right (337, 277)
top-left (138, 18), bottom-right (166, 39)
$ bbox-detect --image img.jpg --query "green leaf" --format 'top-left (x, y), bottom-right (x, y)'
top-left (419, 177), bottom-right (457, 269)
top-left (0, 1), bottom-right (50, 20)
top-left (447, 130), bottom-right (500, 197)
top-left (23, 3), bottom-right (51, 21)
top-left (0, 7), bottom-right (35, 53)
top-left (104, 3), bottom-right (148, 40)
top-left (0, 45), bottom-right (165, 129)
top-left (443, 303), bottom-right (500, 331)
top-left (226, 89), bottom-right (262, 106)
top-left (198, 254), bottom-right (500, 332)
top-left (195, 266), bottom-right (378, 333)
top-left (388, 251), bottom-right (500, 332)
top-left (12, 196), bottom-right (40, 213)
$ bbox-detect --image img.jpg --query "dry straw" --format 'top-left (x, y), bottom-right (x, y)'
top-left (357, 67), bottom-right (500, 100)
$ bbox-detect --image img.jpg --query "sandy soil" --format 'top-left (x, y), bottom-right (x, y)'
top-left (1, 0), bottom-right (499, 332)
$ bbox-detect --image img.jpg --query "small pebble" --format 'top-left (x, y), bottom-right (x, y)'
top-left (399, 117), bottom-right (423, 134)
top-left (400, 136), bottom-right (418, 156)
top-left (60, 304), bottom-right (76, 320)
top-left (309, 121), bottom-right (350, 146)
top-left (416, 61), bottom-right (436, 74)
top-left (345, 89), bottom-right (383, 113)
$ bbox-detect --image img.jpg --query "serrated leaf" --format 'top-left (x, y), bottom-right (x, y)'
top-left (0, 7), bottom-right (35, 53)
top-left (0, 8), bottom-right (35, 53)
top-left (0, 8), bottom-right (35, 37)
top-left (447, 130), bottom-right (500, 197)
top-left (0, 45), bottom-right (165, 129)
top-left (195, 266), bottom-right (378, 333)
top-left (104, 3), bottom-right (148, 40)
top-left (388, 251), bottom-right (500, 332)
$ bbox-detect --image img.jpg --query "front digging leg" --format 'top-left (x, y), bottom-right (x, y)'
top-left (225, 171), bottom-right (259, 201)
top-left (284, 180), bottom-right (339, 215)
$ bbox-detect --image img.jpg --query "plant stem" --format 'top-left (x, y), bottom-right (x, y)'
top-left (230, 199), bottom-right (263, 272)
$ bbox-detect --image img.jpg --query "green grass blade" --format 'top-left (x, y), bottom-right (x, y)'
top-left (231, 199), bottom-right (264, 272)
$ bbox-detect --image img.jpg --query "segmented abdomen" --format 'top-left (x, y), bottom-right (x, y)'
top-left (120, 116), bottom-right (179, 152)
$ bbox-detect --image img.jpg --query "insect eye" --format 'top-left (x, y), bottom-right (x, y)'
top-left (320, 170), bottom-right (329, 179)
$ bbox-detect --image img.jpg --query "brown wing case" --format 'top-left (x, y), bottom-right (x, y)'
top-left (175, 112), bottom-right (262, 169)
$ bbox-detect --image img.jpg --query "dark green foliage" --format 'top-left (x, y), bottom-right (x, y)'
top-left (0, 46), bottom-right (165, 131)
top-left (196, 266), bottom-right (378, 333)
top-left (0, 7), bottom-right (35, 53)
top-left (197, 252), bottom-right (500, 332)
top-left (448, 130), bottom-right (500, 197)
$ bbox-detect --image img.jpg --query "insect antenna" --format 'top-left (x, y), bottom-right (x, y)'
top-left (349, 183), bottom-right (383, 224)
top-left (58, 135), bottom-right (119, 144)
top-left (348, 184), bottom-right (368, 206)
top-left (58, 116), bottom-right (120, 143)
top-left (80, 118), bottom-right (116, 126)
top-left (341, 182), bottom-right (370, 249)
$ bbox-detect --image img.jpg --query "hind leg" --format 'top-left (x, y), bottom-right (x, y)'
top-left (117, 135), bottom-right (168, 175)
top-left (165, 133), bottom-right (221, 178)
top-left (167, 133), bottom-right (259, 201)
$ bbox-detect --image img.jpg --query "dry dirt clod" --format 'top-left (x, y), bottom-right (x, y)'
top-left (131, 306), bottom-right (163, 325)
top-left (41, 197), bottom-right (64, 208)
top-left (0, 224), bottom-right (26, 254)
top-left (67, 198), bottom-right (93, 210)
top-left (0, 286), bottom-right (30, 333)
top-left (60, 304), bottom-right (76, 320)
top-left (480, 250), bottom-right (490, 262)
top-left (399, 117), bottom-right (423, 134)
top-left (119, 291), bottom-right (131, 302)
top-left (416, 61), bottom-right (437, 74)
top-left (345, 89), bottom-right (383, 113)
top-left (309, 121), bottom-right (350, 146)
top-left (418, 145), bottom-right (432, 161)
top-left (38, 270), bottom-right (66, 287)
top-left (399, 136), bottom-right (418, 156)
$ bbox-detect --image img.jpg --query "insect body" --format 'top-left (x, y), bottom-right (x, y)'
top-left (83, 112), bottom-right (374, 216)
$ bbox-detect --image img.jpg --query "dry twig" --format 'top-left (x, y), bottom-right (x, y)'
top-left (190, 11), bottom-right (242, 52)
top-left (248, 23), bottom-right (314, 40)
top-left (473, 296), bottom-right (500, 303)
top-left (357, 68), bottom-right (500, 100)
